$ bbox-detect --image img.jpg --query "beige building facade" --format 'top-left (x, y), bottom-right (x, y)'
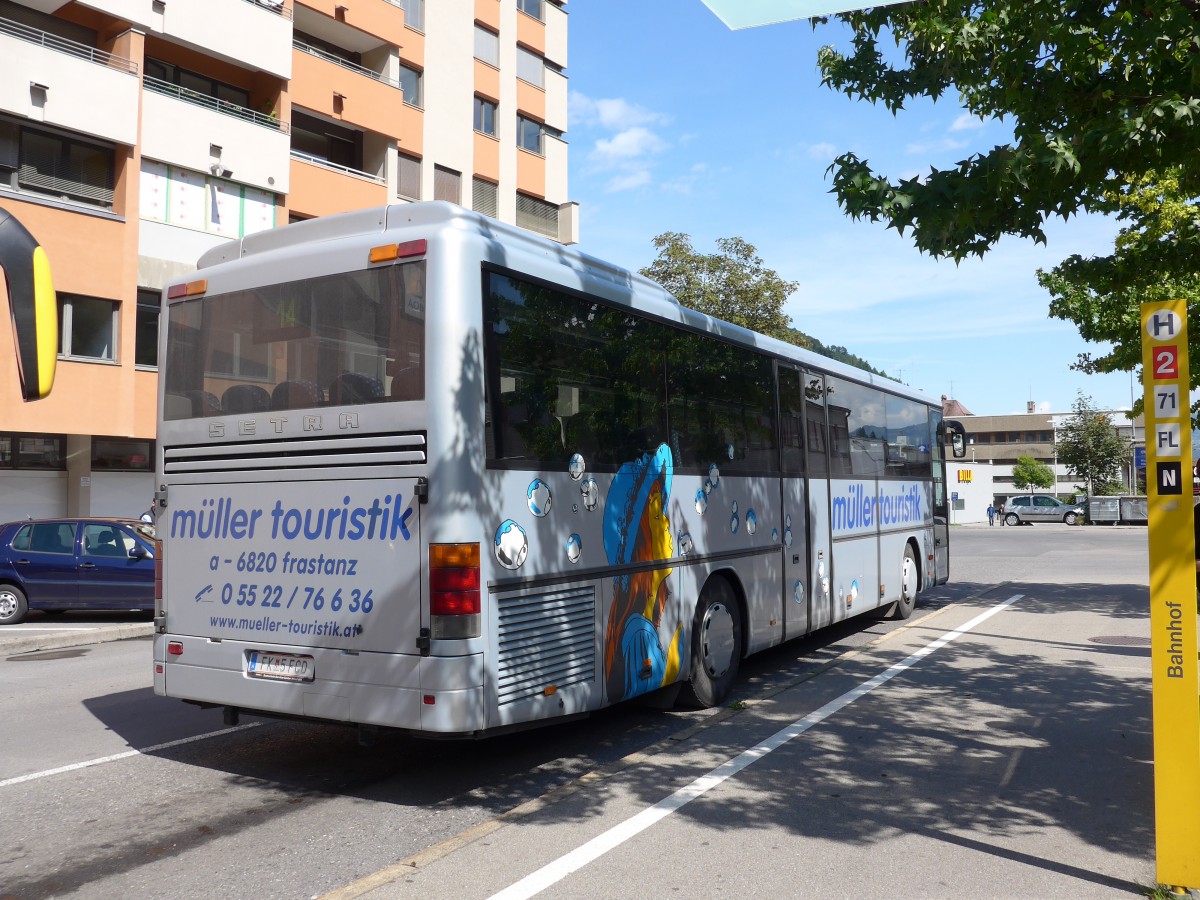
top-left (0, 0), bottom-right (574, 522)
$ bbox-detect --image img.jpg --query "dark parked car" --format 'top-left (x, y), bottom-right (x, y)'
top-left (0, 518), bottom-right (156, 624)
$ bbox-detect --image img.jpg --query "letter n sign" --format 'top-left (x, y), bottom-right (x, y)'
top-left (1139, 298), bottom-right (1200, 889)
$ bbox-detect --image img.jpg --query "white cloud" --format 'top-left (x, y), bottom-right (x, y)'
top-left (570, 91), bottom-right (668, 130)
top-left (590, 127), bottom-right (668, 165)
top-left (606, 171), bottom-right (653, 192)
top-left (949, 113), bottom-right (985, 133)
top-left (807, 142), bottom-right (837, 161)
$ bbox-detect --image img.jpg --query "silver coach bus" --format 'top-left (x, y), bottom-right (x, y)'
top-left (151, 202), bottom-right (952, 738)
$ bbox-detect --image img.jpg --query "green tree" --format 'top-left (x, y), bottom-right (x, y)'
top-left (641, 233), bottom-right (888, 375)
top-left (1054, 392), bottom-right (1131, 495)
top-left (640, 233), bottom-right (796, 341)
top-left (1011, 455), bottom-right (1055, 492)
top-left (1039, 168), bottom-right (1200, 420)
top-left (814, 2), bottom-right (1200, 405)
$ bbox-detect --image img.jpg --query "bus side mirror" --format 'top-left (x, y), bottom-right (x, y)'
top-left (945, 420), bottom-right (967, 459)
top-left (0, 208), bottom-right (57, 401)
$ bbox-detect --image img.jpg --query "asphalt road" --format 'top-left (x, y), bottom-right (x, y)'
top-left (2, 524), bottom-right (1186, 899)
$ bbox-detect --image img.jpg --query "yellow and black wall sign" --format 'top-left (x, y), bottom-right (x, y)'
top-left (1140, 299), bottom-right (1200, 890)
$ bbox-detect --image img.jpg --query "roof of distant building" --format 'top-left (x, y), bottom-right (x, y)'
top-left (941, 394), bottom-right (974, 417)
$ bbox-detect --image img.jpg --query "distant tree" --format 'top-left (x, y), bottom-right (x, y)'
top-left (1055, 392), bottom-right (1131, 495)
top-left (641, 234), bottom-right (888, 376)
top-left (640, 233), bottom-right (796, 341)
top-left (1011, 455), bottom-right (1055, 492)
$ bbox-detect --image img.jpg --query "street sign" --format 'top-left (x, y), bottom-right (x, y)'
top-left (1140, 299), bottom-right (1200, 891)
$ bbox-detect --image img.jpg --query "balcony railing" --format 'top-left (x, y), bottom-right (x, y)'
top-left (290, 150), bottom-right (385, 183)
top-left (0, 15), bottom-right (138, 74)
top-left (242, 0), bottom-right (293, 19)
top-left (293, 41), bottom-right (399, 89)
top-left (144, 76), bottom-right (289, 132)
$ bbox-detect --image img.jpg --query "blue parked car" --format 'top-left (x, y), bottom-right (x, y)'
top-left (0, 518), bottom-right (156, 624)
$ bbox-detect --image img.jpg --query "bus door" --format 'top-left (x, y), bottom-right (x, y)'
top-left (778, 365), bottom-right (809, 640)
top-left (931, 409), bottom-right (950, 583)
top-left (803, 371), bottom-right (834, 633)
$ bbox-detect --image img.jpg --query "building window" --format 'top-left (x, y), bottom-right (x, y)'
top-left (517, 115), bottom-right (544, 154)
top-left (136, 289), bottom-right (161, 367)
top-left (517, 0), bottom-right (544, 20)
top-left (434, 165), bottom-right (461, 204)
top-left (398, 152), bottom-right (421, 199)
top-left (91, 438), bottom-right (153, 471)
top-left (474, 96), bottom-right (497, 136)
top-left (474, 25), bottom-right (499, 67)
top-left (291, 111), bottom-right (362, 169)
top-left (59, 294), bottom-right (117, 361)
top-left (399, 65), bottom-right (422, 107)
top-left (516, 46), bottom-right (545, 88)
top-left (144, 58), bottom-right (250, 109)
top-left (473, 178), bottom-right (498, 218)
top-left (0, 117), bottom-right (115, 209)
top-left (397, 0), bottom-right (424, 31)
top-left (0, 434), bottom-right (66, 469)
top-left (516, 192), bottom-right (558, 238)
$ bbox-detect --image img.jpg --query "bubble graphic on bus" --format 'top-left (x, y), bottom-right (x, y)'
top-left (678, 529), bottom-right (694, 557)
top-left (793, 579), bottom-right (806, 604)
top-left (746, 508), bottom-right (757, 535)
top-left (726, 443), bottom-right (735, 461)
top-left (849, 579), bottom-right (859, 605)
top-left (729, 505), bottom-right (740, 534)
top-left (568, 453), bottom-right (586, 481)
top-left (581, 477), bottom-right (599, 511)
top-left (695, 489), bottom-right (708, 515)
top-left (784, 514), bottom-right (793, 549)
top-left (708, 463), bottom-right (721, 489)
top-left (771, 528), bottom-right (779, 542)
top-left (527, 479), bottom-right (552, 517)
top-left (566, 533), bottom-right (582, 563)
top-left (494, 519), bottom-right (528, 570)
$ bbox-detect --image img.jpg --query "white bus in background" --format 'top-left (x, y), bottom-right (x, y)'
top-left (152, 202), bottom-right (954, 738)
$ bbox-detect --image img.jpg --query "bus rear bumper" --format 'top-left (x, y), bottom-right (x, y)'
top-left (153, 634), bottom-right (485, 734)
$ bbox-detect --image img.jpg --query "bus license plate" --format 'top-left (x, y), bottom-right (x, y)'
top-left (246, 651), bottom-right (314, 683)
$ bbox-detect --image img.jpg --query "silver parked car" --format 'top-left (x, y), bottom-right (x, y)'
top-left (1003, 495), bottom-right (1084, 526)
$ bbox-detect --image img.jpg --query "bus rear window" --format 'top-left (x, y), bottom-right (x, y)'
top-left (162, 262), bottom-right (425, 419)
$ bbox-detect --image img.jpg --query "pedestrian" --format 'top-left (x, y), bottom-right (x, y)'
top-left (997, 501), bottom-right (1006, 526)
top-left (986, 503), bottom-right (995, 526)
top-left (141, 498), bottom-right (156, 525)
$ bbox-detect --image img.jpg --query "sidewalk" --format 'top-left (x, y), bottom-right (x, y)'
top-left (327, 586), bottom-right (1191, 900)
top-left (0, 620), bottom-right (152, 655)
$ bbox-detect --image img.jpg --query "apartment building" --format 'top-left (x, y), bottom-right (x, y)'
top-left (0, 0), bottom-right (574, 522)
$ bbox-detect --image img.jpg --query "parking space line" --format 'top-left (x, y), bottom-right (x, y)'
top-left (488, 595), bottom-right (1024, 900)
top-left (0, 722), bottom-right (263, 789)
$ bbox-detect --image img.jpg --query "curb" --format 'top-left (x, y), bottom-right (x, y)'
top-left (0, 623), bottom-right (154, 656)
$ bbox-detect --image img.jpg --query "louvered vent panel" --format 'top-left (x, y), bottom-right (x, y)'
top-left (496, 586), bottom-right (595, 706)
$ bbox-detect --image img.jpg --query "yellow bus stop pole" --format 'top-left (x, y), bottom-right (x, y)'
top-left (1140, 299), bottom-right (1200, 892)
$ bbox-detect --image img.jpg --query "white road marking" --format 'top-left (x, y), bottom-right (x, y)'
top-left (490, 595), bottom-right (1023, 900)
top-left (0, 722), bottom-right (263, 788)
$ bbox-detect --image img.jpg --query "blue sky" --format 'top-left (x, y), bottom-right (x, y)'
top-left (564, 2), bottom-right (1138, 418)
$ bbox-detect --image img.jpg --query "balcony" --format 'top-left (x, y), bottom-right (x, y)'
top-left (141, 82), bottom-right (290, 194)
top-left (288, 150), bottom-right (388, 218)
top-left (74, 0), bottom-right (292, 78)
top-left (291, 48), bottom-right (415, 142)
top-left (0, 15), bottom-right (138, 145)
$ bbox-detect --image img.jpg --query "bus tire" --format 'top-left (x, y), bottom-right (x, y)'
top-left (891, 545), bottom-right (919, 620)
top-left (0, 584), bottom-right (29, 625)
top-left (680, 576), bottom-right (742, 708)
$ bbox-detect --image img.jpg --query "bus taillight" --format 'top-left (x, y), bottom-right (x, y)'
top-left (429, 543), bottom-right (481, 640)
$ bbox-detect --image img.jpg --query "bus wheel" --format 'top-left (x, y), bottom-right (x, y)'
top-left (680, 577), bottom-right (742, 708)
top-left (891, 546), bottom-right (918, 620)
top-left (0, 584), bottom-right (29, 625)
